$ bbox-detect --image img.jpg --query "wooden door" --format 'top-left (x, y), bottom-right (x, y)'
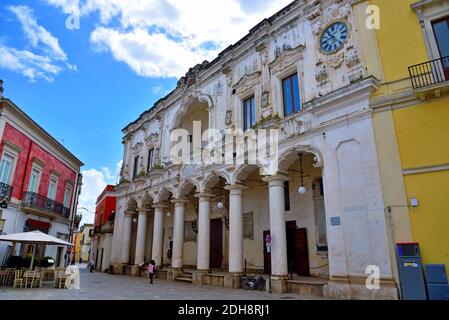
top-left (263, 230), bottom-right (271, 274)
top-left (209, 219), bottom-right (223, 269)
top-left (295, 228), bottom-right (310, 276)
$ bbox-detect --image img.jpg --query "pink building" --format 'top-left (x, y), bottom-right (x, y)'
top-left (0, 80), bottom-right (83, 267)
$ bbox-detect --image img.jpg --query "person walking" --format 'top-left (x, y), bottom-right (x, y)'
top-left (147, 260), bottom-right (156, 284)
top-left (89, 255), bottom-right (95, 272)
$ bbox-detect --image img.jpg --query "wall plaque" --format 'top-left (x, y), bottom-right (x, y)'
top-left (243, 212), bottom-right (254, 240)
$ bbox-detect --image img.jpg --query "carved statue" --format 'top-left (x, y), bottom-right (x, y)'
top-left (225, 110), bottom-right (233, 126)
top-left (260, 91), bottom-right (270, 109)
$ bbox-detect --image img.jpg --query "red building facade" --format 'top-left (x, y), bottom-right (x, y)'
top-left (91, 185), bottom-right (116, 272)
top-left (0, 83), bottom-right (83, 266)
top-left (95, 185), bottom-right (116, 228)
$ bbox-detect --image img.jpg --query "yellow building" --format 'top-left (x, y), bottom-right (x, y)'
top-left (367, 0), bottom-right (449, 277)
top-left (74, 231), bottom-right (82, 262)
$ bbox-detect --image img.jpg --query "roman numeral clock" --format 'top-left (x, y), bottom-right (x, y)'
top-left (320, 21), bottom-right (349, 53)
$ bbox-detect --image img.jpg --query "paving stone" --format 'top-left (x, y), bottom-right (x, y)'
top-left (0, 267), bottom-right (328, 300)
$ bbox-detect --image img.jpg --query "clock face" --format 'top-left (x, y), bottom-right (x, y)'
top-left (320, 22), bottom-right (349, 53)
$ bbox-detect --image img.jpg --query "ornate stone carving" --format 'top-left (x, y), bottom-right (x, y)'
top-left (315, 60), bottom-right (328, 82)
top-left (213, 81), bottom-right (223, 97)
top-left (269, 45), bottom-right (305, 77)
top-left (131, 142), bottom-right (143, 153)
top-left (280, 117), bottom-right (303, 138)
top-left (233, 71), bottom-right (261, 98)
top-left (345, 45), bottom-right (360, 68)
top-left (329, 51), bottom-right (345, 69)
top-left (339, 3), bottom-right (352, 19)
top-left (145, 132), bottom-right (159, 147)
top-left (177, 60), bottom-right (209, 91)
top-left (260, 91), bottom-right (270, 109)
top-left (225, 110), bottom-right (233, 127)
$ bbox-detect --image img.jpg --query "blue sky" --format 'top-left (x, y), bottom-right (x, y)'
top-left (0, 0), bottom-right (291, 223)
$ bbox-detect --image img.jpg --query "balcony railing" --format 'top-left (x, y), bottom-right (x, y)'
top-left (0, 182), bottom-right (13, 202)
top-left (409, 56), bottom-right (449, 89)
top-left (21, 192), bottom-right (70, 218)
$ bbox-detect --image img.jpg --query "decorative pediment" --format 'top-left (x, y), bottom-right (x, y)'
top-left (269, 45), bottom-right (305, 77)
top-left (145, 132), bottom-right (159, 147)
top-left (131, 142), bottom-right (143, 153)
top-left (233, 71), bottom-right (261, 98)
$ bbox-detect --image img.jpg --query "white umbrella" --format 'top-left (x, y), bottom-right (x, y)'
top-left (0, 230), bottom-right (72, 269)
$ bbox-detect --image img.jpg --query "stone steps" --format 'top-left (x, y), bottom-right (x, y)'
top-left (175, 272), bottom-right (193, 283)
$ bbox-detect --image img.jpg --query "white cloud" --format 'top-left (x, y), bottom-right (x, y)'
top-left (44, 0), bottom-right (292, 78)
top-left (0, 5), bottom-right (75, 81)
top-left (77, 161), bottom-right (121, 226)
top-left (90, 27), bottom-right (215, 78)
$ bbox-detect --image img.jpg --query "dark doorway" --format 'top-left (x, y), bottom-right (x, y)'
top-left (263, 230), bottom-right (271, 274)
top-left (210, 218), bottom-right (223, 269)
top-left (294, 228), bottom-right (310, 276)
top-left (286, 221), bottom-right (297, 275)
top-left (99, 248), bottom-right (104, 271)
top-left (55, 247), bottom-right (63, 267)
top-left (263, 224), bottom-right (310, 276)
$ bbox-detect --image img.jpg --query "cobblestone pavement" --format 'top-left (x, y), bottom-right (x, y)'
top-left (0, 266), bottom-right (327, 300)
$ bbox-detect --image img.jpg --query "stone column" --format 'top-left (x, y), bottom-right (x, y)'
top-left (134, 208), bottom-right (150, 266)
top-left (224, 184), bottom-right (247, 289)
top-left (120, 211), bottom-right (134, 265)
top-left (192, 192), bottom-right (214, 285)
top-left (263, 173), bottom-right (289, 293)
top-left (151, 204), bottom-right (166, 267)
top-left (196, 193), bottom-right (214, 271)
top-left (171, 198), bottom-right (188, 269)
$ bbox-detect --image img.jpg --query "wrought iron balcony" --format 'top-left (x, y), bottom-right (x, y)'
top-left (409, 56), bottom-right (449, 89)
top-left (21, 192), bottom-right (71, 218)
top-left (0, 182), bottom-right (13, 202)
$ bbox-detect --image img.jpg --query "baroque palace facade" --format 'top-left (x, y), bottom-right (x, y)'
top-left (108, 0), bottom-right (443, 300)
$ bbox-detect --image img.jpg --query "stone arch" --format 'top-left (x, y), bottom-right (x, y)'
top-left (200, 171), bottom-right (231, 192)
top-left (172, 90), bottom-right (214, 131)
top-left (154, 186), bottom-right (176, 203)
top-left (139, 192), bottom-right (154, 209)
top-left (278, 144), bottom-right (324, 172)
top-left (177, 179), bottom-right (200, 197)
top-left (232, 163), bottom-right (265, 184)
top-left (126, 198), bottom-right (138, 212)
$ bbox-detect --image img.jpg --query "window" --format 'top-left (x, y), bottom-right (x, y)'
top-left (133, 156), bottom-right (139, 179)
top-left (63, 184), bottom-right (72, 208)
top-left (282, 73), bottom-right (301, 116)
top-left (243, 96), bottom-right (256, 131)
top-left (432, 17), bottom-right (449, 58)
top-left (47, 175), bottom-right (58, 200)
top-left (0, 154), bottom-right (14, 185)
top-left (147, 148), bottom-right (154, 173)
top-left (28, 167), bottom-right (41, 193)
top-left (284, 181), bottom-right (290, 211)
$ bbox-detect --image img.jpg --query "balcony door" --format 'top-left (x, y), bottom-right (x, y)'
top-left (28, 168), bottom-right (40, 193)
top-left (432, 17), bottom-right (449, 80)
top-left (0, 154), bottom-right (13, 184)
